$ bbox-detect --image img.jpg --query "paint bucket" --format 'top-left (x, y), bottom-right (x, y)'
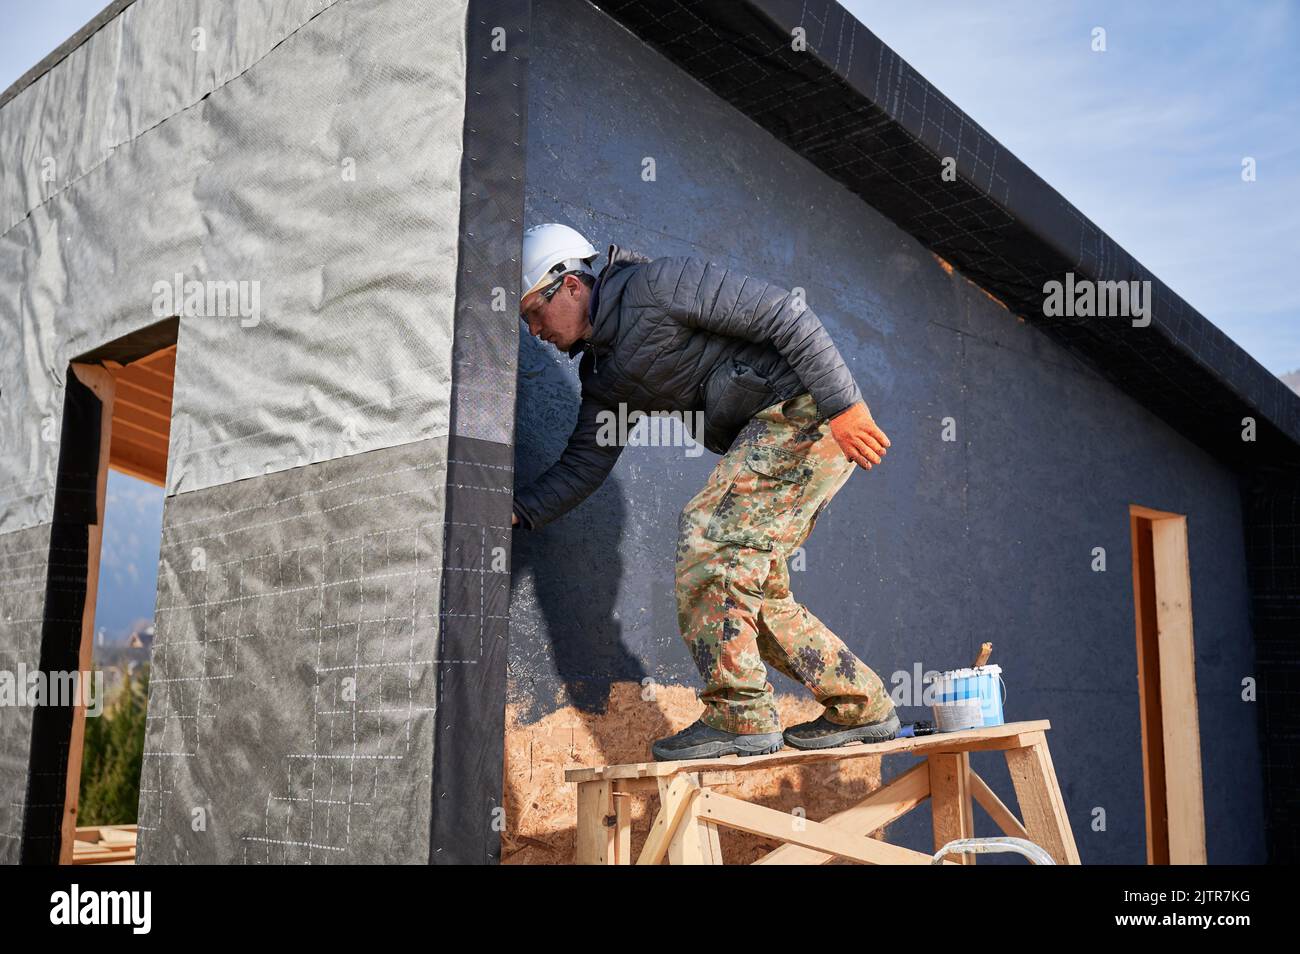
top-left (928, 665), bottom-right (1006, 731)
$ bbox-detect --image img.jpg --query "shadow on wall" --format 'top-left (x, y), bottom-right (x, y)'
top-left (508, 333), bottom-right (677, 745)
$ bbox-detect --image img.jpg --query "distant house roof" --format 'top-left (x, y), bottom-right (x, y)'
top-left (5, 0), bottom-right (1297, 471)
top-left (127, 623), bottom-right (155, 650)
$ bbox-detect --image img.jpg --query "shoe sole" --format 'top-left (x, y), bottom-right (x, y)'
top-left (783, 712), bottom-right (901, 750)
top-left (651, 734), bottom-right (785, 762)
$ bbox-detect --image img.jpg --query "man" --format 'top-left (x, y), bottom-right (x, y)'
top-left (512, 223), bottom-right (898, 760)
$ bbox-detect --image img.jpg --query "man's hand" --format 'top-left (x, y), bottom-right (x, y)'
top-left (511, 511), bottom-right (520, 527)
top-left (828, 401), bottom-right (890, 470)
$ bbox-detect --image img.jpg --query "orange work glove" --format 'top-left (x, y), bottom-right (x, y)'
top-left (828, 401), bottom-right (890, 470)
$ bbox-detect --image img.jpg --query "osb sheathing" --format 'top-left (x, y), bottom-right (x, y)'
top-left (502, 680), bottom-right (889, 864)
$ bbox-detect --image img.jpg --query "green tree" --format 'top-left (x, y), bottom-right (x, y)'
top-left (77, 663), bottom-right (149, 826)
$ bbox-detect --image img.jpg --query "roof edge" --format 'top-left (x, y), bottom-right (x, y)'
top-left (596, 0), bottom-right (1300, 471)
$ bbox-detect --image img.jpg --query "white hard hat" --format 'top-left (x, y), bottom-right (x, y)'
top-left (521, 223), bottom-right (598, 298)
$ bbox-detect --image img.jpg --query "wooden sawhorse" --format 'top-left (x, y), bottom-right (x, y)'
top-left (565, 720), bottom-right (1079, 865)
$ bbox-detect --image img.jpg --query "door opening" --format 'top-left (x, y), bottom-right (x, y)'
top-left (1129, 505), bottom-right (1207, 864)
top-left (26, 320), bottom-right (177, 864)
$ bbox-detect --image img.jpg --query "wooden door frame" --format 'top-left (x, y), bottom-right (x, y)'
top-left (1128, 505), bottom-right (1207, 864)
top-left (58, 362), bottom-right (115, 863)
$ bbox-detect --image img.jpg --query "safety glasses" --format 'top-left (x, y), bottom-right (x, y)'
top-left (518, 272), bottom-right (568, 323)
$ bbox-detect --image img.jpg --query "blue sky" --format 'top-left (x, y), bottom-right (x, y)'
top-left (844, 0), bottom-right (1300, 377)
top-left (0, 0), bottom-right (108, 91)
top-left (93, 470), bottom-right (165, 644)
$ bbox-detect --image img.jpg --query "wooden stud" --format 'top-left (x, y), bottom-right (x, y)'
top-left (612, 784), bottom-right (633, 865)
top-left (574, 780), bottom-right (615, 864)
top-left (666, 789), bottom-right (708, 865)
top-left (1150, 516), bottom-right (1207, 865)
top-left (702, 821), bottom-right (723, 864)
top-left (59, 363), bottom-right (115, 865)
top-left (697, 791), bottom-right (949, 865)
top-left (1005, 733), bottom-right (1081, 865)
top-left (1131, 512), bottom-right (1169, 864)
top-left (930, 751), bottom-right (975, 864)
top-left (756, 761), bottom-right (931, 865)
top-left (968, 770), bottom-right (1029, 840)
top-left (636, 775), bottom-right (697, 865)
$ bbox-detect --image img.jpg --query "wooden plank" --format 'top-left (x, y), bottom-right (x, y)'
top-left (1130, 512), bottom-right (1169, 865)
top-left (564, 720), bottom-right (1052, 782)
top-left (137, 344), bottom-right (177, 373)
top-left (109, 446), bottom-right (167, 487)
top-left (613, 777), bottom-right (659, 795)
top-left (109, 341), bottom-right (176, 490)
top-left (699, 770), bottom-right (737, 786)
top-left (666, 790), bottom-right (708, 865)
top-left (110, 403), bottom-right (172, 442)
top-left (72, 853), bottom-right (135, 864)
top-left (114, 354), bottom-right (176, 399)
top-left (674, 772), bottom-right (721, 864)
top-left (112, 371), bottom-right (173, 405)
top-left (111, 405), bottom-right (171, 444)
top-left (109, 435), bottom-right (168, 484)
top-left (1004, 734), bottom-right (1081, 865)
top-left (72, 850), bottom-right (136, 865)
top-left (930, 752), bottom-right (975, 864)
top-left (612, 785), bottom-right (633, 865)
top-left (755, 761), bottom-right (931, 865)
top-left (969, 770), bottom-right (1029, 840)
top-left (111, 389), bottom-right (172, 429)
top-left (95, 826), bottom-right (138, 846)
top-left (636, 775), bottom-right (697, 866)
top-left (1150, 516), bottom-right (1207, 865)
top-left (59, 363), bottom-right (115, 865)
top-left (107, 426), bottom-right (167, 452)
top-left (574, 780), bottom-right (615, 864)
top-left (698, 791), bottom-right (949, 865)
top-left (702, 822), bottom-right (723, 864)
top-left (1130, 503), bottom-right (1182, 521)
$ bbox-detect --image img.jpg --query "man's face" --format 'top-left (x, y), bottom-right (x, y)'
top-left (520, 274), bottom-right (591, 351)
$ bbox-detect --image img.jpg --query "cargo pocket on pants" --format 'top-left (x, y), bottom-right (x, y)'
top-left (704, 444), bottom-right (815, 551)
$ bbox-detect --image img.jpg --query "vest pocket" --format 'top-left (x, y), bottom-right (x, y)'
top-left (703, 444), bottom-right (814, 550)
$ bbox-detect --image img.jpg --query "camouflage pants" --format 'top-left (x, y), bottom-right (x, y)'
top-left (675, 391), bottom-right (891, 734)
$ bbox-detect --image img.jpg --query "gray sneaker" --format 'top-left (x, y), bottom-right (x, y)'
top-left (783, 710), bottom-right (901, 750)
top-left (651, 718), bottom-right (784, 761)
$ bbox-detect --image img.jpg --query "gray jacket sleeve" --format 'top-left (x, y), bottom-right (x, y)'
top-left (512, 390), bottom-right (624, 530)
top-left (639, 256), bottom-right (864, 420)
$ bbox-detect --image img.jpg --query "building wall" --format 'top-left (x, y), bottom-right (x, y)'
top-left (0, 524), bottom-right (57, 863)
top-left (0, 0), bottom-right (465, 533)
top-left (1243, 472), bottom-right (1300, 862)
top-left (0, 0), bottom-right (473, 863)
top-left (506, 0), bottom-right (1266, 864)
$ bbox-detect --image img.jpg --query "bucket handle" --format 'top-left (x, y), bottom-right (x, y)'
top-left (997, 674), bottom-right (1007, 706)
